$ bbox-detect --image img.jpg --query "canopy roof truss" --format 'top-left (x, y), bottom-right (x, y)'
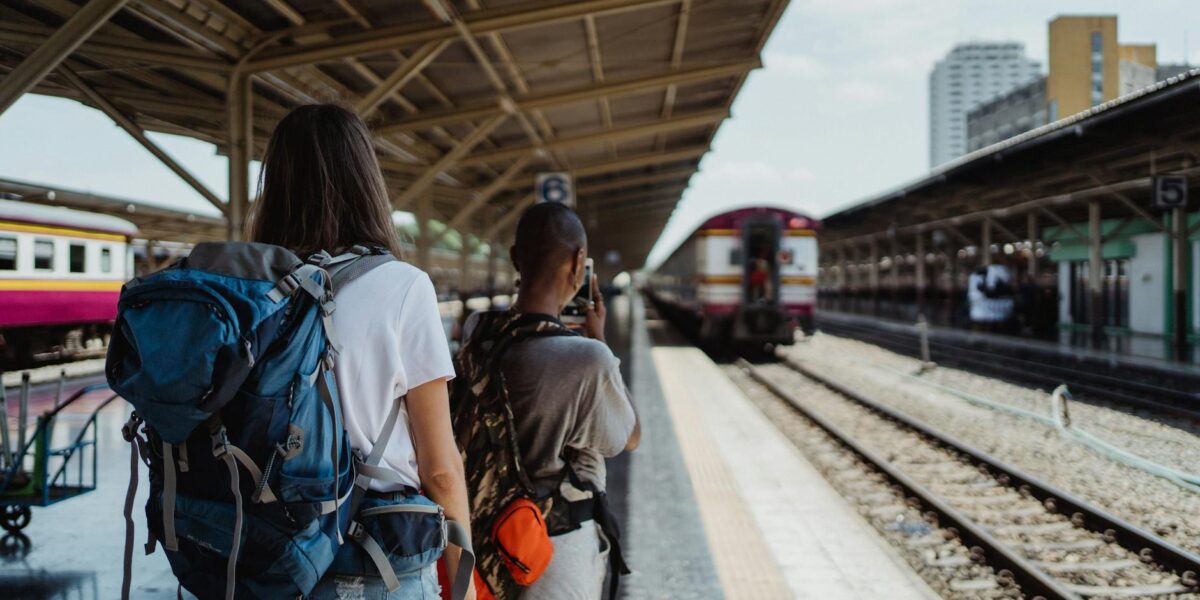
top-left (0, 0), bottom-right (788, 272)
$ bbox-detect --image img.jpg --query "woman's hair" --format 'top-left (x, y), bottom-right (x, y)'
top-left (247, 103), bottom-right (403, 258)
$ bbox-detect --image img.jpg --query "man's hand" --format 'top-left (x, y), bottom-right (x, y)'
top-left (583, 273), bottom-right (606, 342)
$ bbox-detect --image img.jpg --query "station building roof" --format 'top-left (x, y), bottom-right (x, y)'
top-left (0, 0), bottom-right (789, 273)
top-left (820, 69), bottom-right (1200, 250)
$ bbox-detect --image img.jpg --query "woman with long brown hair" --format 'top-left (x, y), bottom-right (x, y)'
top-left (249, 104), bottom-right (474, 599)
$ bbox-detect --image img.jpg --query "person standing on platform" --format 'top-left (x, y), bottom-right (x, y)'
top-left (249, 105), bottom-right (475, 600)
top-left (454, 203), bottom-right (640, 600)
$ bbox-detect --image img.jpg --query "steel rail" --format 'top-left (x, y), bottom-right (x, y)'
top-left (767, 355), bottom-right (1200, 590)
top-left (818, 318), bottom-right (1200, 420)
top-left (737, 358), bottom-right (1080, 600)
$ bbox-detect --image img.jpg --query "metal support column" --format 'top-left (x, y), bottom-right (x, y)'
top-left (458, 233), bottom-right (475, 294)
top-left (837, 246), bottom-right (848, 310)
top-left (415, 195), bottom-right (433, 273)
top-left (226, 74), bottom-right (252, 240)
top-left (981, 219), bottom-right (992, 266)
top-left (1088, 201), bottom-right (1104, 349)
top-left (0, 0), bottom-right (130, 117)
top-left (868, 237), bottom-right (880, 316)
top-left (915, 231), bottom-right (927, 317)
top-left (487, 243), bottom-right (501, 296)
top-left (889, 234), bottom-right (900, 312)
top-left (1172, 206), bottom-right (1189, 360)
top-left (1026, 212), bottom-right (1039, 277)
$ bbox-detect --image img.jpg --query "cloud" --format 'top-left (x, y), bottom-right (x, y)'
top-left (705, 160), bottom-right (816, 185)
top-left (763, 50), bottom-right (825, 77)
top-left (835, 80), bottom-right (888, 105)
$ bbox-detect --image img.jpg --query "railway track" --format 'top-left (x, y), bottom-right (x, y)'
top-left (734, 357), bottom-right (1200, 599)
top-left (816, 316), bottom-right (1200, 420)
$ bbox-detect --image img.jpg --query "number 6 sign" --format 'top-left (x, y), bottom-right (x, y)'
top-left (536, 172), bottom-right (575, 207)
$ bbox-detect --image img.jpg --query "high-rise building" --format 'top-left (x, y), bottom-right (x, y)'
top-left (964, 17), bottom-right (1188, 155)
top-left (1046, 16), bottom-right (1119, 120)
top-left (929, 42), bottom-right (1041, 167)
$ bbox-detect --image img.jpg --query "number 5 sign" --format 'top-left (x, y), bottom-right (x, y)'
top-left (536, 172), bottom-right (575, 207)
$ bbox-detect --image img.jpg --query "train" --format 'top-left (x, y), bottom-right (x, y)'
top-left (0, 199), bottom-right (137, 368)
top-left (645, 206), bottom-right (820, 350)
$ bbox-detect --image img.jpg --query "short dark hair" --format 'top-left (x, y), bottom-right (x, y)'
top-left (512, 203), bottom-right (587, 283)
top-left (248, 104), bottom-right (402, 258)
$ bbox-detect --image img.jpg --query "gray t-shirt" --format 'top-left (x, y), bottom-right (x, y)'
top-left (463, 312), bottom-right (635, 492)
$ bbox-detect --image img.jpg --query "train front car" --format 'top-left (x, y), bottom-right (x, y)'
top-left (648, 207), bottom-right (820, 351)
top-left (0, 199), bottom-right (137, 367)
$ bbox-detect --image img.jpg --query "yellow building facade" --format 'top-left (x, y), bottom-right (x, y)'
top-left (1047, 15), bottom-right (1119, 119)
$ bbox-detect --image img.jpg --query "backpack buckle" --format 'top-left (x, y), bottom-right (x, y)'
top-left (121, 413), bottom-right (143, 442)
top-left (347, 520), bottom-right (365, 540)
top-left (209, 425), bottom-right (230, 458)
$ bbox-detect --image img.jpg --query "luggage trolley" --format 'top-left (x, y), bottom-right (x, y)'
top-left (1, 374), bottom-right (117, 533)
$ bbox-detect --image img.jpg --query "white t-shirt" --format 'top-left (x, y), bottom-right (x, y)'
top-left (331, 260), bottom-right (455, 491)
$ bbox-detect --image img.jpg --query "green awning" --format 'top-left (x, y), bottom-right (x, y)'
top-left (1048, 239), bottom-right (1136, 262)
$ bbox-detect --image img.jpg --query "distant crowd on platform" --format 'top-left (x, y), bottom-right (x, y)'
top-left (966, 256), bottom-right (1056, 337)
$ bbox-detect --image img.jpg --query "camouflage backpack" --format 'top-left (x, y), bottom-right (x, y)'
top-left (451, 311), bottom-right (576, 599)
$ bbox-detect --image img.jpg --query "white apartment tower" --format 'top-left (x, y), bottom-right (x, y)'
top-left (930, 42), bottom-right (1041, 167)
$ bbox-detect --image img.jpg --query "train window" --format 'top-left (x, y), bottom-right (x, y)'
top-left (0, 236), bottom-right (15, 270)
top-left (100, 247), bottom-right (112, 273)
top-left (34, 239), bottom-right (54, 270)
top-left (729, 248), bottom-right (743, 265)
top-left (69, 243), bottom-right (86, 273)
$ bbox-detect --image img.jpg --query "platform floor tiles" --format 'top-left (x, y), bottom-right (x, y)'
top-left (651, 342), bottom-right (939, 600)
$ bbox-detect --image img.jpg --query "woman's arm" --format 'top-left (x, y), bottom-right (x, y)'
top-left (408, 377), bottom-right (475, 600)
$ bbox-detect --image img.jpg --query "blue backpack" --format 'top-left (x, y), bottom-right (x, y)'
top-left (106, 242), bottom-right (473, 600)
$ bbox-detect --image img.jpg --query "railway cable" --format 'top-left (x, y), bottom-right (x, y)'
top-left (735, 358), bottom-right (1200, 599)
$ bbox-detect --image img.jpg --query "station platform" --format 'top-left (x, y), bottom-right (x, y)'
top-left (818, 308), bottom-right (1200, 380)
top-left (2, 295), bottom-right (936, 599)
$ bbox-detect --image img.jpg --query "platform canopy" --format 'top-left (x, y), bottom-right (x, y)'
top-left (819, 70), bottom-right (1200, 249)
top-left (0, 0), bottom-right (788, 275)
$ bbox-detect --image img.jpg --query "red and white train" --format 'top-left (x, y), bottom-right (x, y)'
top-left (0, 199), bottom-right (137, 367)
top-left (646, 206), bottom-right (820, 349)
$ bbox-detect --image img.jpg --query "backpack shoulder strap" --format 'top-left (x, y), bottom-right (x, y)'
top-left (308, 245), bottom-right (397, 293)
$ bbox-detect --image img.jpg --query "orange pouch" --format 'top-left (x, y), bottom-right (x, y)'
top-left (491, 498), bottom-right (554, 585)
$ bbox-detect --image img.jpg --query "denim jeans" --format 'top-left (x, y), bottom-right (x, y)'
top-left (309, 564), bottom-right (441, 600)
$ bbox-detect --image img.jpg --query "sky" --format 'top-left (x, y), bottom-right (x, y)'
top-left (1, 1), bottom-right (1197, 268)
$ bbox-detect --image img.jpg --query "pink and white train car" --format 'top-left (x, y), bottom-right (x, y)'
top-left (0, 199), bottom-right (137, 366)
top-left (647, 207), bottom-right (819, 348)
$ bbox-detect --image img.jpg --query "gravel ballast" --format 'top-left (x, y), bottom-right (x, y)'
top-left (778, 333), bottom-right (1200, 557)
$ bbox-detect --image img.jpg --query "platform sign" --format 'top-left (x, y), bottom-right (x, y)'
top-left (536, 172), bottom-right (575, 207)
top-left (1155, 175), bottom-right (1188, 209)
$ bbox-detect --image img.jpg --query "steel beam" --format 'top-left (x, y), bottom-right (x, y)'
top-left (245, 0), bottom-right (680, 72)
top-left (457, 109), bottom-right (726, 168)
top-left (0, 22), bottom-right (230, 72)
top-left (1173, 206), bottom-right (1189, 359)
top-left (355, 39), bottom-right (448, 117)
top-left (1088, 201), bottom-right (1103, 348)
top-left (577, 167), bottom-right (696, 195)
top-left (392, 114), bottom-right (508, 209)
top-left (482, 192), bottom-right (536, 241)
top-left (0, 0), bottom-right (130, 117)
top-left (60, 65), bottom-right (228, 217)
top-left (656, 0), bottom-right (691, 150)
top-left (375, 60), bottom-right (757, 134)
top-left (227, 74), bottom-right (252, 240)
top-left (435, 155), bottom-right (532, 245)
top-left (1026, 213), bottom-right (1039, 277)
